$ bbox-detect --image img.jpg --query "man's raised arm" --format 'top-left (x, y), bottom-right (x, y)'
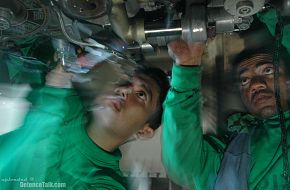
top-left (161, 39), bottom-right (224, 190)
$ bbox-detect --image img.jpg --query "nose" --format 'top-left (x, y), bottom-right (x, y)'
top-left (115, 87), bottom-right (132, 99)
top-left (249, 76), bottom-right (267, 94)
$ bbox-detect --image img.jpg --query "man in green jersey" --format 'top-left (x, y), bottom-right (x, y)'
top-left (162, 38), bottom-right (290, 190)
top-left (0, 40), bottom-right (169, 189)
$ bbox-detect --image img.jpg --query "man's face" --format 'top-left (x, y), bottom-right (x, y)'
top-left (237, 53), bottom-right (288, 119)
top-left (95, 74), bottom-right (160, 139)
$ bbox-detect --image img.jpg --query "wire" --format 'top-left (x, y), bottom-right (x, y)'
top-left (273, 9), bottom-right (290, 190)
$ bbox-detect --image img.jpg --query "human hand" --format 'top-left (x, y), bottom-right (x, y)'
top-left (167, 39), bottom-right (206, 66)
top-left (45, 64), bottom-right (74, 88)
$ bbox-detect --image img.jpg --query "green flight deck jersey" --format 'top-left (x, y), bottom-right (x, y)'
top-left (162, 65), bottom-right (290, 190)
top-left (0, 86), bottom-right (127, 190)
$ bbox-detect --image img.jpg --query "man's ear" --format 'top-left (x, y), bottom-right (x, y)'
top-left (135, 124), bottom-right (154, 140)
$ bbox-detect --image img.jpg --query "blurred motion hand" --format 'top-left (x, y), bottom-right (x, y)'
top-left (71, 54), bottom-right (136, 103)
top-left (168, 39), bottom-right (206, 66)
top-left (46, 64), bottom-right (74, 88)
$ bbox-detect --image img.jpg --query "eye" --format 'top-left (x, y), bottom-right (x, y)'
top-left (263, 66), bottom-right (274, 75)
top-left (136, 91), bottom-right (147, 101)
top-left (239, 77), bottom-right (250, 86)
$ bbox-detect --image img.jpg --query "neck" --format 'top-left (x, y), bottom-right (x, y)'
top-left (86, 117), bottom-right (125, 152)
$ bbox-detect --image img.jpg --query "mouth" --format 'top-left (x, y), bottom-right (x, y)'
top-left (104, 96), bottom-right (124, 112)
top-left (252, 92), bottom-right (273, 105)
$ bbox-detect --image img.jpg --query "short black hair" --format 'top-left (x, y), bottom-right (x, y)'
top-left (133, 66), bottom-right (170, 130)
top-left (232, 46), bottom-right (290, 81)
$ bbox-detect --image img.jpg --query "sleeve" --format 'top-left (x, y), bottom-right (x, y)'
top-left (0, 86), bottom-right (84, 144)
top-left (20, 86), bottom-right (84, 135)
top-left (27, 86), bottom-right (83, 117)
top-left (161, 64), bottom-right (225, 190)
top-left (0, 86), bottom-right (85, 188)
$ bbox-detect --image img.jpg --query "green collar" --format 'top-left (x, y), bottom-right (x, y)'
top-left (227, 110), bottom-right (290, 133)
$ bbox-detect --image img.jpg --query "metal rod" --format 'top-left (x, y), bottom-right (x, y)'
top-left (144, 20), bottom-right (182, 37)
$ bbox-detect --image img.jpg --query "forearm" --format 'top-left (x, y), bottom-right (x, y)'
top-left (162, 65), bottom-right (222, 189)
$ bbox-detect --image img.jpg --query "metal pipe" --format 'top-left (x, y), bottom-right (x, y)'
top-left (144, 20), bottom-right (182, 37)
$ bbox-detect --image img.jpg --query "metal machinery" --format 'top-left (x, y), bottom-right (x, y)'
top-left (0, 0), bottom-right (288, 63)
top-left (0, 1), bottom-right (289, 185)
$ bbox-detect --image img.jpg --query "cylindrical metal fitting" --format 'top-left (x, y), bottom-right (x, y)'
top-left (208, 7), bottom-right (235, 33)
top-left (236, 0), bottom-right (254, 17)
top-left (224, 0), bottom-right (265, 18)
top-left (182, 5), bottom-right (207, 42)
